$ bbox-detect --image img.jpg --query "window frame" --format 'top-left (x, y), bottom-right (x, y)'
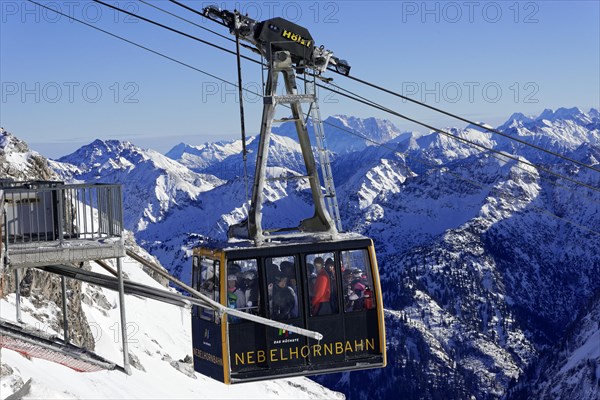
top-left (227, 258), bottom-right (261, 323)
top-left (305, 252), bottom-right (340, 317)
top-left (340, 248), bottom-right (376, 314)
top-left (196, 256), bottom-right (220, 322)
top-left (265, 255), bottom-right (301, 321)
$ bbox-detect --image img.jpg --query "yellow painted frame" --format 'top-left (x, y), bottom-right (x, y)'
top-left (194, 247), bottom-right (231, 384)
top-left (367, 241), bottom-right (387, 367)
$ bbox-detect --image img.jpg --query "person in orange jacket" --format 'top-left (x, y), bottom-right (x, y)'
top-left (311, 257), bottom-right (331, 315)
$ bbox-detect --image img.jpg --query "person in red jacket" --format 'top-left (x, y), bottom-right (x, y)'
top-left (311, 257), bottom-right (331, 315)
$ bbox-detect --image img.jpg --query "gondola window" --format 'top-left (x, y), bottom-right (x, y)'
top-left (341, 249), bottom-right (375, 312)
top-left (228, 259), bottom-right (260, 320)
top-left (306, 252), bottom-right (339, 316)
top-left (266, 256), bottom-right (299, 320)
top-left (197, 257), bottom-right (220, 322)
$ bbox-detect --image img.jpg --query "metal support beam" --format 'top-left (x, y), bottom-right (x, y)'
top-left (56, 190), bottom-right (64, 242)
top-left (14, 268), bottom-right (22, 323)
top-left (2, 208), bottom-right (7, 265)
top-left (124, 249), bottom-right (323, 340)
top-left (61, 275), bottom-right (69, 343)
top-left (306, 80), bottom-right (343, 232)
top-left (228, 51), bottom-right (337, 244)
top-left (116, 258), bottom-right (131, 375)
top-left (2, 208), bottom-right (8, 298)
top-left (36, 257), bottom-right (324, 341)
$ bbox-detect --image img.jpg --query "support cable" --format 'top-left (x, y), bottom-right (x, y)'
top-left (328, 71), bottom-right (600, 174)
top-left (319, 82), bottom-right (600, 194)
top-left (26, 0), bottom-right (600, 235)
top-left (90, 0), bottom-right (599, 191)
top-left (167, 0), bottom-right (600, 175)
top-left (91, 0), bottom-right (262, 66)
top-left (138, 0), bottom-right (233, 43)
top-left (234, 17), bottom-right (250, 205)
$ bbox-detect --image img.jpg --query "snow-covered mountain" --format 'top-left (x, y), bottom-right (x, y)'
top-left (53, 134), bottom-right (320, 281)
top-left (506, 290), bottom-right (600, 400)
top-left (319, 108), bottom-right (600, 399)
top-left (167, 132), bottom-right (315, 181)
top-left (496, 107), bottom-right (600, 161)
top-left (52, 140), bottom-right (224, 231)
top-left (165, 116), bottom-right (407, 174)
top-left (1, 128), bottom-right (55, 181)
top-left (0, 130), bottom-right (341, 399)
top-left (5, 106), bottom-right (598, 399)
top-left (200, 133), bottom-right (309, 181)
top-left (165, 138), bottom-right (251, 172)
top-left (271, 115), bottom-right (405, 154)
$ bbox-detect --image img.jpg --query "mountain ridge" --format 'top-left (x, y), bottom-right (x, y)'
top-left (3, 106), bottom-right (598, 399)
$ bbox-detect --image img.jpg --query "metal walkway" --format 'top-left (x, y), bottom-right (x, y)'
top-left (0, 319), bottom-right (117, 373)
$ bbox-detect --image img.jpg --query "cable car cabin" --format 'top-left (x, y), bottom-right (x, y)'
top-left (190, 236), bottom-right (386, 384)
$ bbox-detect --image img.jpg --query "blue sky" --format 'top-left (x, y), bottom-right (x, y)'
top-left (1, 0), bottom-right (599, 158)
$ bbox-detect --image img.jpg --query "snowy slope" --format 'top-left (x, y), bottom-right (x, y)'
top-left (506, 291), bottom-right (600, 400)
top-left (135, 175), bottom-right (316, 282)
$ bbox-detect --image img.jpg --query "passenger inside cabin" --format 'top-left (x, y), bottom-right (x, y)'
top-left (306, 262), bottom-right (316, 296)
top-left (227, 273), bottom-right (246, 322)
top-left (241, 270), bottom-right (259, 314)
top-left (280, 261), bottom-right (298, 317)
top-left (343, 269), bottom-right (359, 311)
top-left (343, 268), bottom-right (374, 311)
top-left (311, 257), bottom-right (331, 316)
top-left (325, 257), bottom-right (338, 312)
top-left (271, 272), bottom-right (297, 320)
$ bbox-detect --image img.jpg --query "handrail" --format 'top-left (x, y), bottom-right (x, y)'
top-left (0, 182), bottom-right (121, 192)
top-left (125, 249), bottom-right (324, 341)
top-left (2, 183), bottom-right (123, 246)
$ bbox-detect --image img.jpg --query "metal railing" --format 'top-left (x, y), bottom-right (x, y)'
top-left (0, 182), bottom-right (123, 247)
top-left (1, 189), bottom-right (5, 266)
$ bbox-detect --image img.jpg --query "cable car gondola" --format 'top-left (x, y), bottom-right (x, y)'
top-left (190, 7), bottom-right (386, 384)
top-left (191, 235), bottom-right (386, 384)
